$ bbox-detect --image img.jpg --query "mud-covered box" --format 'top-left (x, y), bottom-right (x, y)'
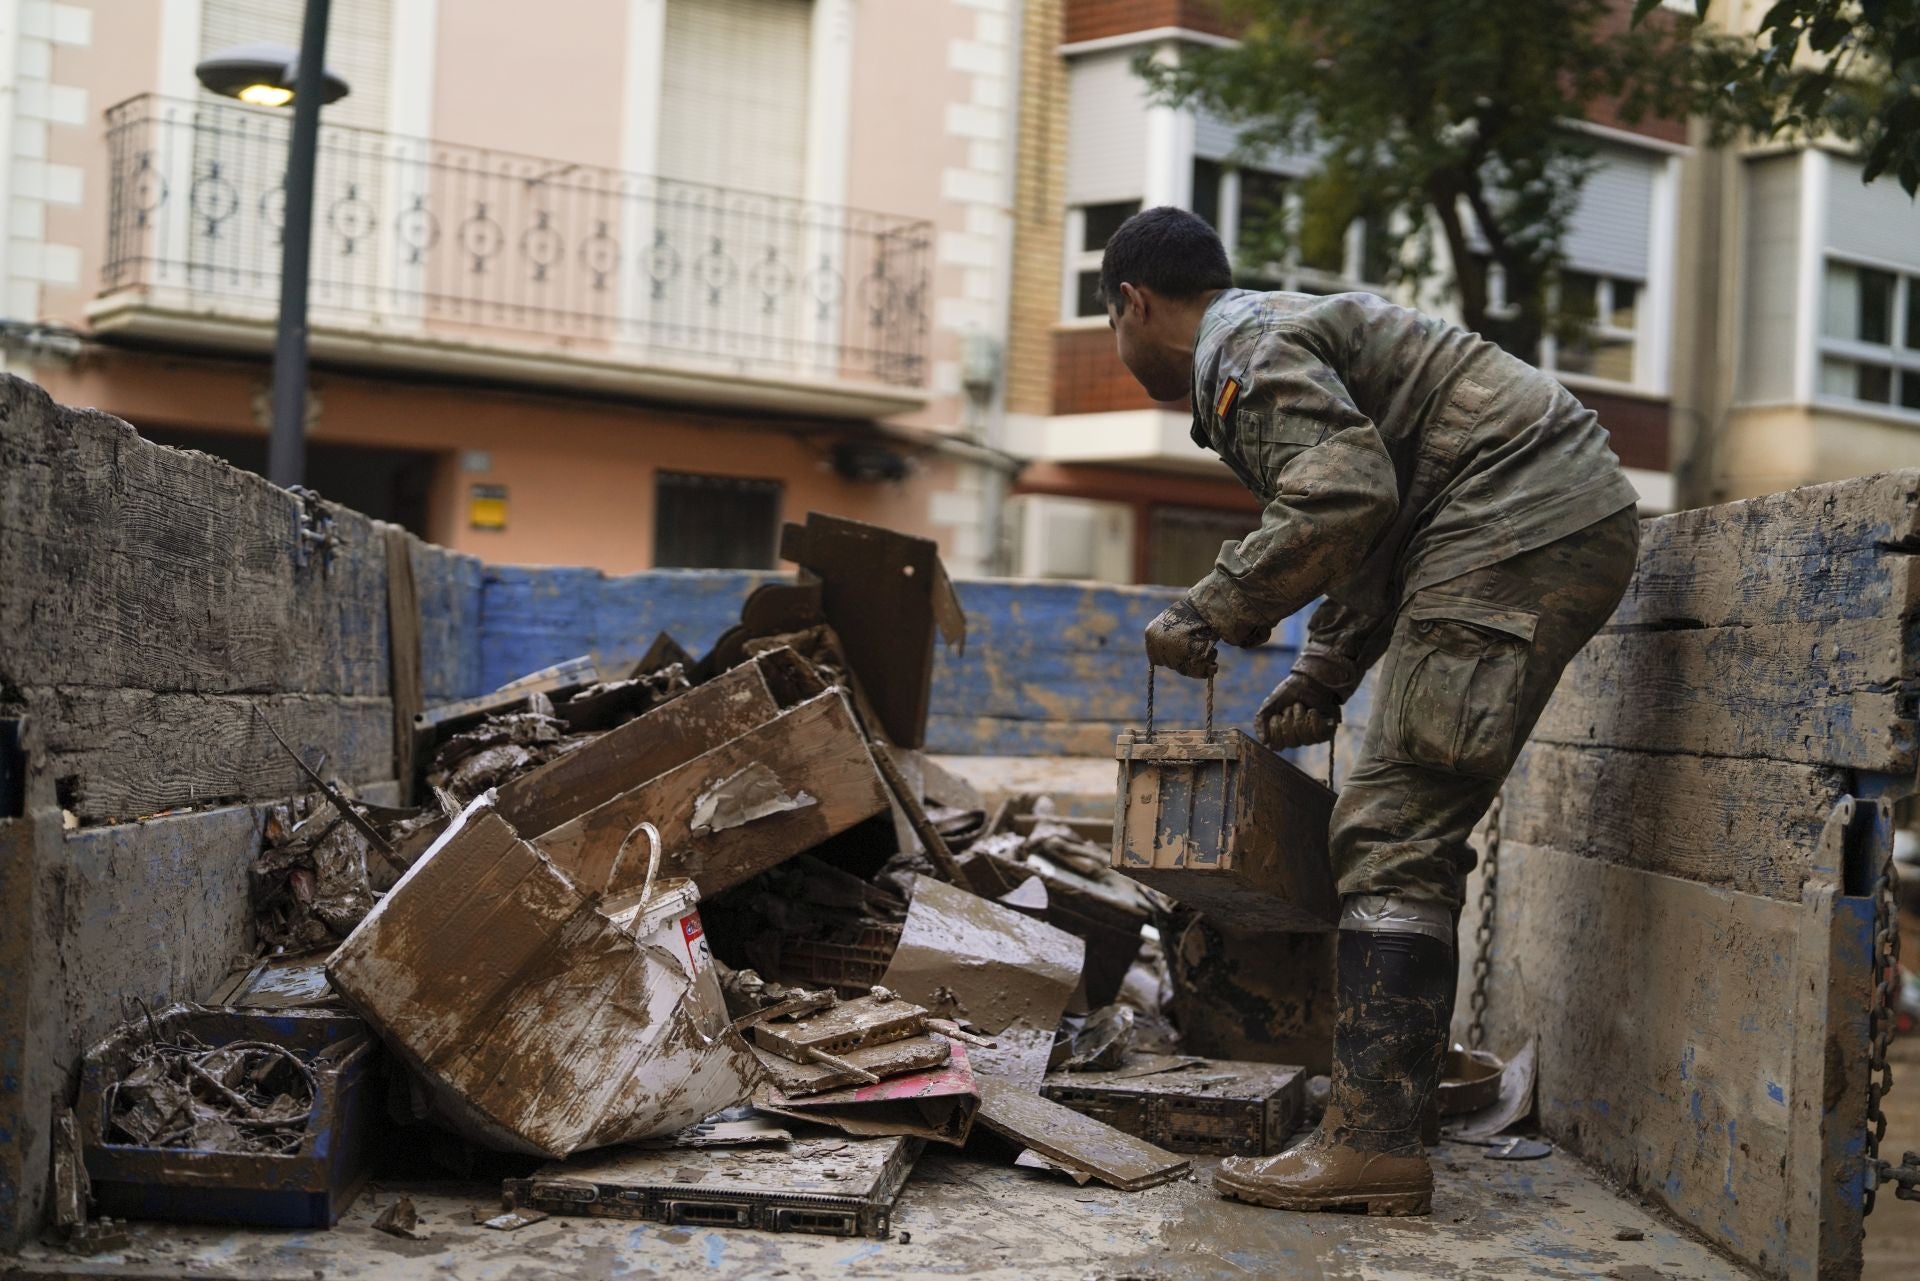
top-left (1112, 728), bottom-right (1338, 931)
top-left (1040, 1056), bottom-right (1306, 1156)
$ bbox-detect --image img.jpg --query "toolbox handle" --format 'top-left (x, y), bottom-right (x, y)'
top-left (1144, 662), bottom-right (1215, 741)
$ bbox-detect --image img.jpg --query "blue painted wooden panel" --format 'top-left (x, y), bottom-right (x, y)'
top-left (465, 566), bottom-right (1317, 755)
top-left (477, 567), bottom-right (779, 694)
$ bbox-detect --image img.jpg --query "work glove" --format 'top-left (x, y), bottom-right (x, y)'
top-left (1257, 669), bottom-right (1343, 749)
top-left (1144, 599), bottom-right (1219, 680)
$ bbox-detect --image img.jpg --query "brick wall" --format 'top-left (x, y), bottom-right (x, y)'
top-left (1063, 0), bottom-right (1230, 44)
top-left (1008, 0), bottom-right (1069, 418)
top-left (1053, 326), bottom-right (1187, 415)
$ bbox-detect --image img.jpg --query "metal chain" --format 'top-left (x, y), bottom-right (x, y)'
top-left (1467, 790), bottom-right (1503, 1051)
top-left (1145, 662), bottom-right (1156, 738)
top-left (1205, 673), bottom-right (1215, 740)
top-left (1865, 847), bottom-right (1904, 1215)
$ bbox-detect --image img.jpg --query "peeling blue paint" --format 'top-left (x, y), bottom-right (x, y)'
top-left (1766, 1082), bottom-right (1785, 1104)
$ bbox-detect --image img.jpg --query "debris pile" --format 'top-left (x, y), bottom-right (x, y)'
top-left (88, 513), bottom-right (1312, 1240)
top-left (108, 1032), bottom-right (314, 1155)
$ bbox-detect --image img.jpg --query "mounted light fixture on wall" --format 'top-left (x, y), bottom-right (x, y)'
top-left (831, 440), bottom-right (909, 484)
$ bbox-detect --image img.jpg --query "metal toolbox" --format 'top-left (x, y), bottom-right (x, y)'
top-left (1113, 727), bottom-right (1338, 931)
top-left (1041, 1056), bottom-right (1307, 1156)
top-left (504, 1133), bottom-right (923, 1238)
top-left (75, 1006), bottom-right (375, 1228)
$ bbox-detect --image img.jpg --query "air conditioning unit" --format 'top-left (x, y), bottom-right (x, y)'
top-left (1005, 494), bottom-right (1134, 583)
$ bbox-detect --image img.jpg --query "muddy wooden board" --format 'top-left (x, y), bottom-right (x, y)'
top-left (533, 690), bottom-right (890, 899)
top-left (974, 1076), bottom-right (1189, 1191)
top-left (493, 656), bottom-right (781, 840)
top-left (0, 1140), bottom-right (1765, 1280)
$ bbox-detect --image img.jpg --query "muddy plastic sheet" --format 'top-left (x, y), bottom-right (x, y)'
top-left (879, 875), bottom-right (1084, 1087)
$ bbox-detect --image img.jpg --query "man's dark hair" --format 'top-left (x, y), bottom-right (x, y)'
top-left (1099, 206), bottom-right (1234, 309)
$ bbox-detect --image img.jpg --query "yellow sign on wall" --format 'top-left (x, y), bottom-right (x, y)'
top-left (469, 484), bottom-right (508, 531)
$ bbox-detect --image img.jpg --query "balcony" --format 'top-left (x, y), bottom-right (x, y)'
top-left (96, 95), bottom-right (933, 419)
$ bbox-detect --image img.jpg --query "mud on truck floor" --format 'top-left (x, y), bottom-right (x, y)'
top-left (4, 1141), bottom-right (1764, 1281)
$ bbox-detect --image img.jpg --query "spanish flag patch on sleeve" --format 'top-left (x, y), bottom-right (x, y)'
top-left (1214, 377), bottom-right (1241, 420)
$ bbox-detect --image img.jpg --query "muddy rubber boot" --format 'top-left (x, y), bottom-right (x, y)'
top-left (1418, 946), bottom-right (1458, 1148)
top-left (1214, 899), bottom-right (1452, 1217)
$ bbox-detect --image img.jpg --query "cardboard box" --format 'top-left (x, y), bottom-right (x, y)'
top-left (328, 800), bottom-right (757, 1159)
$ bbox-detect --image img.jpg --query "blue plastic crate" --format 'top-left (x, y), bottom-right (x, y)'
top-left (76, 1005), bottom-right (375, 1228)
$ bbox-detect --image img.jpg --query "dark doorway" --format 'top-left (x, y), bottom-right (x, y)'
top-left (134, 426), bottom-right (439, 539)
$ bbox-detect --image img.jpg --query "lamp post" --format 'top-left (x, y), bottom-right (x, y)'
top-left (195, 5), bottom-right (350, 489)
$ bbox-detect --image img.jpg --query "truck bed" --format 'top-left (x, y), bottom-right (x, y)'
top-left (5, 1142), bottom-right (1756, 1281)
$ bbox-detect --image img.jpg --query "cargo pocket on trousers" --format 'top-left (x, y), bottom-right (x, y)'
top-left (1380, 595), bottom-right (1538, 780)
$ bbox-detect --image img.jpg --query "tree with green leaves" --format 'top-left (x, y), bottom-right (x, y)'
top-left (1670, 0), bottom-right (1920, 195)
top-left (1139, 1), bottom-right (1707, 362)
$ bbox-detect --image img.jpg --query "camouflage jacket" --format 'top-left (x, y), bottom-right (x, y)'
top-left (1185, 289), bottom-right (1639, 660)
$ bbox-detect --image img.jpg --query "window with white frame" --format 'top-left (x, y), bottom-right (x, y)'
top-left (1544, 270), bottom-right (1641, 385)
top-left (1190, 159), bottom-right (1392, 295)
top-left (1066, 201), bottom-right (1142, 319)
top-left (1480, 262), bottom-right (1644, 387)
top-left (1820, 260), bottom-right (1920, 412)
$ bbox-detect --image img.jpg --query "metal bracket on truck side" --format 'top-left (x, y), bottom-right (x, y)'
top-left (1866, 1150), bottom-right (1919, 1203)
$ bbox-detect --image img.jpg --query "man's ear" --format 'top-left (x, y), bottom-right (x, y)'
top-left (1118, 281), bottom-right (1146, 320)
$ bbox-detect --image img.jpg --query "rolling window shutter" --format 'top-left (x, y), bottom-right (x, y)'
top-left (200, 0), bottom-right (393, 131)
top-left (1066, 51), bottom-right (1147, 205)
top-left (1826, 156), bottom-right (1920, 268)
top-left (1562, 148), bottom-right (1658, 280)
top-left (658, 0), bottom-right (813, 199)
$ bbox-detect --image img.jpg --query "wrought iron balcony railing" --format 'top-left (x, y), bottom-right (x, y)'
top-left (102, 94), bottom-right (932, 390)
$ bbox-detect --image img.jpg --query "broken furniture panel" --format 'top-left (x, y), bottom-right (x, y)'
top-left (973, 1077), bottom-right (1190, 1191)
top-left (1041, 1056), bottom-right (1306, 1156)
top-left (751, 1035), bottom-right (951, 1097)
top-left (327, 802), bottom-right (756, 1159)
top-left (493, 650), bottom-right (787, 840)
top-left (751, 992), bottom-right (929, 1065)
top-left (779, 512), bottom-right (966, 749)
top-left (75, 1007), bottom-right (375, 1227)
top-left (755, 1040), bottom-right (980, 1146)
top-left (535, 690), bottom-right (891, 899)
top-left (1113, 728), bottom-right (1338, 931)
top-left (504, 1133), bottom-right (922, 1239)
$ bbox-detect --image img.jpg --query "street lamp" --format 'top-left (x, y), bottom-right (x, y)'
top-left (194, 5), bottom-right (350, 491)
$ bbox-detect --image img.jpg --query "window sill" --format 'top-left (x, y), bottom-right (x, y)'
top-left (1553, 371), bottom-right (1665, 401)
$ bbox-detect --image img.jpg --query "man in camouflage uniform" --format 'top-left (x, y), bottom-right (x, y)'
top-left (1108, 207), bottom-right (1640, 1216)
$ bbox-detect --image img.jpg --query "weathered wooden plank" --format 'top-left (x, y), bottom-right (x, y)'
top-left (25, 687), bottom-right (392, 823)
top-left (495, 659), bottom-right (780, 840)
top-left (1533, 617), bottom-right (1914, 772)
top-left (534, 691), bottom-right (891, 899)
top-left (1617, 470), bottom-right (1920, 629)
top-left (1467, 841), bottom-right (1802, 1276)
top-left (1503, 742), bottom-right (1848, 900)
top-left (0, 377), bottom-right (390, 697)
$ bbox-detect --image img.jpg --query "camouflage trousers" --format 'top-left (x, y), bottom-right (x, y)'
top-left (1330, 506), bottom-right (1640, 908)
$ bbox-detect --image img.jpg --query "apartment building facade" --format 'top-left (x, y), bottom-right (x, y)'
top-left (1002, 0), bottom-right (1696, 586)
top-left (0, 0), bottom-right (1027, 574)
